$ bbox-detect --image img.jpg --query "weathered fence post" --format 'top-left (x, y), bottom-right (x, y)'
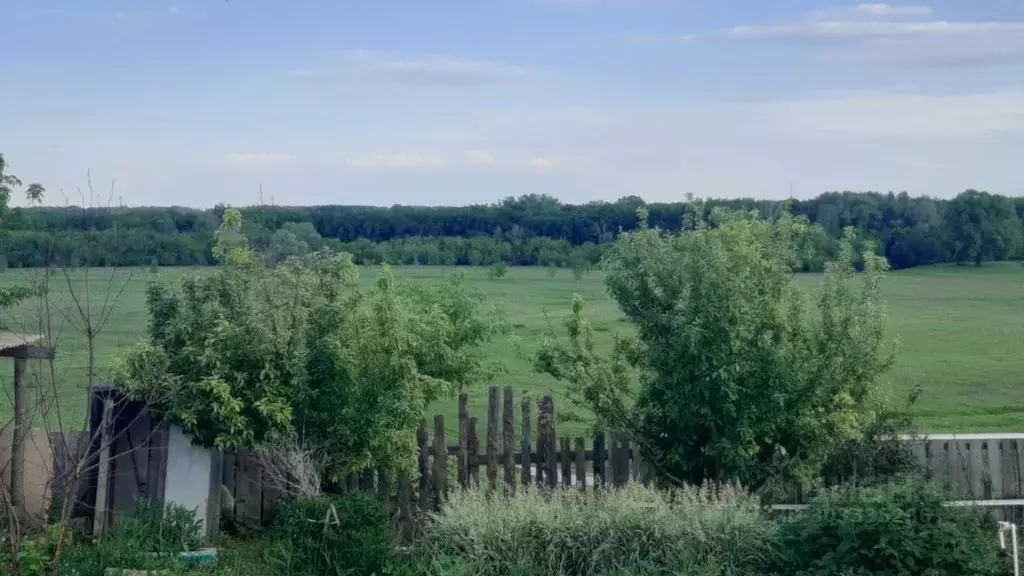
top-left (487, 387), bottom-right (500, 491)
top-left (594, 432), bottom-right (606, 488)
top-left (433, 415), bottom-right (446, 509)
top-left (521, 396), bottom-right (532, 487)
top-left (418, 420), bottom-right (430, 513)
top-left (561, 437), bottom-right (572, 488)
top-left (503, 387), bottom-right (516, 493)
top-left (397, 471), bottom-right (413, 541)
top-left (611, 432), bottom-right (630, 488)
top-left (468, 417), bottom-right (481, 486)
top-left (540, 396), bottom-right (557, 488)
top-left (575, 438), bottom-right (586, 491)
top-left (458, 393), bottom-right (469, 489)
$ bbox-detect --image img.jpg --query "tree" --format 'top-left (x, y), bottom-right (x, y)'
top-left (535, 207), bottom-right (896, 491)
top-left (944, 189), bottom-right (1021, 266)
top-left (114, 210), bottom-right (501, 482)
top-left (264, 228), bottom-right (308, 265)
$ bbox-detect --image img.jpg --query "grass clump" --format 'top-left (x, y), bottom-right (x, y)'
top-left (416, 482), bottom-right (780, 576)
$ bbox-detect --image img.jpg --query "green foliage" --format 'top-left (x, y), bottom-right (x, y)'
top-left (0, 255), bottom-right (7, 273)
top-left (416, 483), bottom-right (779, 576)
top-left (53, 500), bottom-right (204, 576)
top-left (267, 492), bottom-right (397, 576)
top-left (778, 480), bottom-right (1010, 576)
top-left (537, 208), bottom-right (897, 490)
top-left (114, 210), bottom-right (499, 480)
top-left (149, 256), bottom-right (160, 274)
top-left (486, 261), bottom-right (508, 280)
top-left (945, 189), bottom-right (1022, 266)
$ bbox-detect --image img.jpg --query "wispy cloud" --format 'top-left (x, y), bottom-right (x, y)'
top-left (464, 150), bottom-right (497, 165)
top-left (168, 6), bottom-right (181, 15)
top-left (626, 4), bottom-right (1024, 68)
top-left (290, 50), bottom-right (533, 85)
top-left (112, 10), bottom-right (130, 20)
top-left (530, 157), bottom-right (555, 169)
top-left (225, 153), bottom-right (296, 166)
top-left (346, 152), bottom-right (445, 168)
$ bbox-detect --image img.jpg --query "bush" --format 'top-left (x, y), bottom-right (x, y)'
top-left (416, 483), bottom-right (779, 576)
top-left (55, 500), bottom-right (204, 576)
top-left (268, 492), bottom-right (397, 576)
top-left (486, 262), bottom-right (508, 280)
top-left (778, 480), bottom-right (1010, 576)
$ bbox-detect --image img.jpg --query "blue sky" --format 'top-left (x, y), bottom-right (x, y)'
top-left (2, 0), bottom-right (1023, 207)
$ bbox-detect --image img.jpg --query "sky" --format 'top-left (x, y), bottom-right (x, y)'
top-left (1, 0), bottom-right (1023, 207)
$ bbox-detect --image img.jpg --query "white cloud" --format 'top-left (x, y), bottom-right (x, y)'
top-left (225, 153), bottom-right (296, 166)
top-left (464, 150), bottom-right (497, 165)
top-left (292, 50), bottom-right (532, 85)
top-left (530, 157), bottom-right (555, 169)
top-left (168, 6), bottom-right (181, 15)
top-left (112, 10), bottom-right (129, 20)
top-left (725, 20), bottom-right (1024, 40)
top-left (346, 152), bottom-right (445, 168)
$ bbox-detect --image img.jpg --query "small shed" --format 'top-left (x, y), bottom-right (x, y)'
top-left (75, 383), bottom-right (223, 537)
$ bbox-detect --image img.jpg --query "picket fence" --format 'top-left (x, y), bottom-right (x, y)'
top-left (220, 387), bottom-right (1024, 534)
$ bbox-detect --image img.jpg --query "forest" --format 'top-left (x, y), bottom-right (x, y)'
top-left (0, 189), bottom-right (1021, 271)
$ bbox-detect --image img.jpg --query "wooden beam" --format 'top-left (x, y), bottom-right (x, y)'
top-left (10, 358), bottom-right (27, 515)
top-left (93, 396), bottom-right (114, 535)
top-left (0, 346), bottom-right (56, 360)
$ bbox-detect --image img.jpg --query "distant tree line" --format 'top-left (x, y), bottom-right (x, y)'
top-left (0, 190), bottom-right (1021, 270)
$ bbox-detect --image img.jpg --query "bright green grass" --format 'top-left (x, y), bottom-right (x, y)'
top-left (0, 263), bottom-right (1021, 434)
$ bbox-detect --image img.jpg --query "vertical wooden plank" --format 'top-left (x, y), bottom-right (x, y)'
top-left (418, 420), bottom-right (430, 514)
top-left (540, 396), bottom-right (557, 489)
top-left (262, 466), bottom-right (281, 524)
top-left (535, 406), bottom-right (546, 487)
top-left (967, 441), bottom-right (983, 499)
top-left (249, 456), bottom-right (264, 525)
top-left (93, 395), bottom-right (114, 535)
top-left (520, 397), bottom-right (532, 487)
top-left (345, 474), bottom-right (358, 492)
top-left (397, 471), bottom-right (413, 542)
top-left (486, 387), bottom-right (500, 491)
top-left (503, 387), bottom-right (515, 493)
top-left (560, 438), bottom-right (572, 488)
top-left (999, 440), bottom-right (1018, 498)
top-left (1016, 440), bottom-right (1024, 499)
top-left (234, 453), bottom-right (251, 521)
top-left (574, 438), bottom-right (586, 491)
top-left (630, 444), bottom-right (641, 483)
top-left (433, 415), bottom-right (446, 509)
top-left (947, 440), bottom-right (964, 496)
top-left (377, 468), bottom-right (390, 506)
top-left (468, 417), bottom-right (481, 486)
top-left (986, 440), bottom-right (1002, 499)
top-left (911, 440), bottom-right (927, 472)
top-left (220, 451), bottom-right (236, 506)
top-left (10, 357), bottom-right (28, 514)
top-left (458, 393), bottom-right (469, 489)
top-left (611, 432), bottom-right (630, 488)
top-left (594, 432), bottom-right (606, 488)
top-left (929, 440), bottom-right (948, 490)
top-left (359, 469), bottom-right (375, 492)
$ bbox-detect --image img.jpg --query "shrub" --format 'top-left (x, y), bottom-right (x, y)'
top-left (55, 500), bottom-right (204, 576)
top-left (268, 492), bottom-right (397, 576)
top-left (487, 262), bottom-right (508, 280)
top-left (417, 483), bottom-right (779, 576)
top-left (778, 480), bottom-right (1010, 576)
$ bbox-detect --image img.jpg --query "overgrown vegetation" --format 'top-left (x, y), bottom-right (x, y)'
top-left (114, 209), bottom-right (503, 481)
top-left (778, 481), bottom-right (1011, 576)
top-left (537, 207), bottom-right (901, 492)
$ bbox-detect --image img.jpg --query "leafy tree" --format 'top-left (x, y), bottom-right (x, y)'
top-left (944, 189), bottom-right (1021, 266)
top-left (114, 209), bottom-right (501, 480)
top-left (487, 262), bottom-right (508, 280)
top-left (264, 228), bottom-right (308, 265)
top-left (536, 207), bottom-right (896, 490)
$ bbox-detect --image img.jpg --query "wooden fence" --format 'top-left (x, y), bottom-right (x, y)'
top-left (221, 387), bottom-right (1024, 532)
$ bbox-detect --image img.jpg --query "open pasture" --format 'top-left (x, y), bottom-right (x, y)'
top-left (0, 263), bottom-right (1020, 434)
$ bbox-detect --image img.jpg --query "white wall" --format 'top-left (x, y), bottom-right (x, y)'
top-left (163, 424), bottom-right (215, 534)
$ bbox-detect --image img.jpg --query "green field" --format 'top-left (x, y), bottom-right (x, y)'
top-left (0, 264), bottom-right (1021, 434)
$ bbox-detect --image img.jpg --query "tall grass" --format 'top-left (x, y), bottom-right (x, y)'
top-left (416, 482), bottom-right (780, 576)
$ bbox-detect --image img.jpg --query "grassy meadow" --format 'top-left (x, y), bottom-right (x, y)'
top-left (0, 263), bottom-right (1021, 434)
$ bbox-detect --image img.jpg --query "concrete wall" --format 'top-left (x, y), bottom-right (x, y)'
top-left (0, 429), bottom-right (55, 519)
top-left (163, 424), bottom-right (217, 535)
